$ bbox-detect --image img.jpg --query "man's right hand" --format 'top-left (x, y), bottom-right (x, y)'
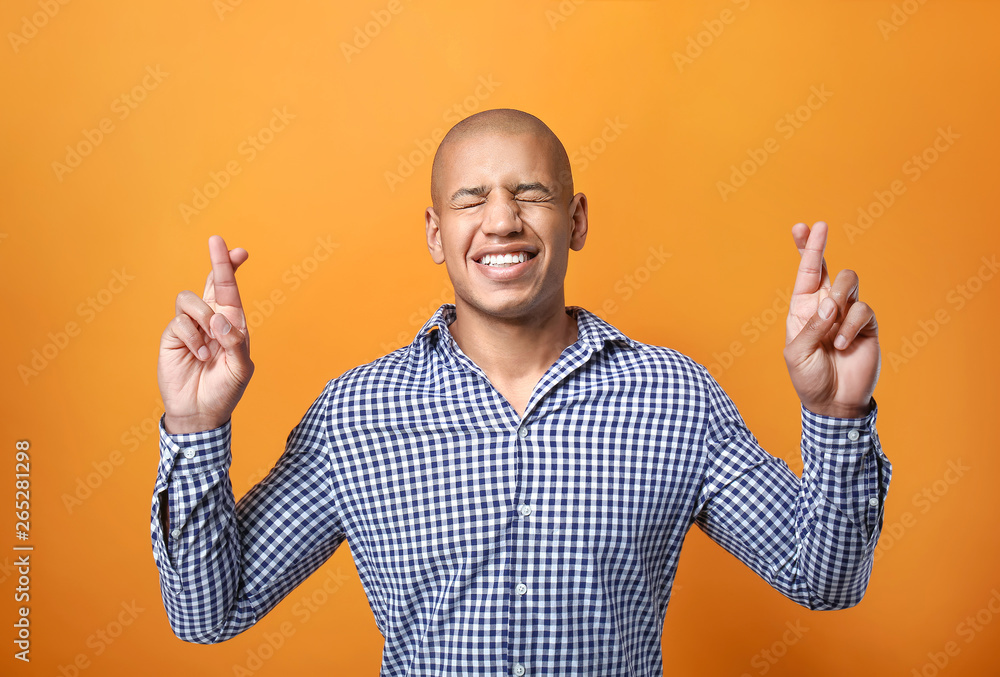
top-left (157, 235), bottom-right (254, 434)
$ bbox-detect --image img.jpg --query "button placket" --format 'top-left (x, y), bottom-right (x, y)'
top-left (510, 419), bottom-right (534, 674)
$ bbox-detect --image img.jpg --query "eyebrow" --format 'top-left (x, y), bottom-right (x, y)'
top-left (512, 182), bottom-right (553, 196)
top-left (449, 182), bottom-right (554, 203)
top-left (449, 185), bottom-right (491, 202)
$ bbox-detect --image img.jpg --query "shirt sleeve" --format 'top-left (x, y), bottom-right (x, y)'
top-left (692, 370), bottom-right (892, 610)
top-left (149, 382), bottom-right (346, 643)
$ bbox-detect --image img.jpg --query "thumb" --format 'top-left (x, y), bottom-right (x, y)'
top-left (786, 296), bottom-right (838, 358)
top-left (210, 313), bottom-right (253, 381)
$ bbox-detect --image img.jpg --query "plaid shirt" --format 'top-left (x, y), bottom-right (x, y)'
top-left (151, 304), bottom-right (891, 676)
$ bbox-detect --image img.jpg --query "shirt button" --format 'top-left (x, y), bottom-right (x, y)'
top-left (183, 449), bottom-right (196, 459)
top-left (518, 426), bottom-right (529, 439)
top-left (869, 497), bottom-right (879, 507)
top-left (513, 664), bottom-right (526, 676)
top-left (847, 429), bottom-right (860, 441)
top-left (170, 529), bottom-right (180, 539)
top-left (515, 583), bottom-right (527, 596)
top-left (519, 504), bottom-right (533, 517)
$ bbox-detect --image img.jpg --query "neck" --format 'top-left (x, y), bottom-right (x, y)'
top-left (448, 298), bottom-right (578, 383)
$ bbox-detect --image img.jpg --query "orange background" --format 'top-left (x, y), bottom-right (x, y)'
top-left (2, 1), bottom-right (999, 675)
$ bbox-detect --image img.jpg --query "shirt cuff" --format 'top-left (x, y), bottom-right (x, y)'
top-left (800, 399), bottom-right (878, 456)
top-left (157, 414), bottom-right (232, 480)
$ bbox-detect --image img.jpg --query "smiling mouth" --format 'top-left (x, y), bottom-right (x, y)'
top-left (476, 252), bottom-right (536, 267)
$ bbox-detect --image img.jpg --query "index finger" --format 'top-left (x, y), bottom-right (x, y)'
top-left (207, 235), bottom-right (243, 308)
top-left (791, 221), bottom-right (832, 295)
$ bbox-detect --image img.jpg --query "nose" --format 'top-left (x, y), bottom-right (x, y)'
top-left (480, 194), bottom-right (522, 237)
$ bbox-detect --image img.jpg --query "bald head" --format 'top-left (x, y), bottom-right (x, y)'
top-left (430, 109), bottom-right (574, 209)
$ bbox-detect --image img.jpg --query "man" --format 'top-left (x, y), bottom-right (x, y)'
top-left (152, 109), bottom-right (890, 675)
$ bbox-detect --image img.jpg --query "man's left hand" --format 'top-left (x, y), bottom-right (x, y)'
top-left (783, 221), bottom-right (879, 419)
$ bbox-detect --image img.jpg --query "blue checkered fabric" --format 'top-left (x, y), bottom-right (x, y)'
top-left (151, 304), bottom-right (891, 676)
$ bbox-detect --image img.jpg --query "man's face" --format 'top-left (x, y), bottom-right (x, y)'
top-left (425, 131), bottom-right (588, 323)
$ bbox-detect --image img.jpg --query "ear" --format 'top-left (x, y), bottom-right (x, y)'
top-left (568, 192), bottom-right (589, 251)
top-left (425, 206), bottom-right (445, 264)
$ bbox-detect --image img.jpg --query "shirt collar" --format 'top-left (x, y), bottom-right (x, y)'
top-left (413, 304), bottom-right (640, 353)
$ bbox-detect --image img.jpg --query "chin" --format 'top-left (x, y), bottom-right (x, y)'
top-left (472, 302), bottom-right (532, 320)
top-left (459, 292), bottom-right (552, 323)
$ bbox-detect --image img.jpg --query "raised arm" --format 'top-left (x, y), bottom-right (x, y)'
top-left (694, 222), bottom-right (890, 609)
top-left (150, 237), bottom-right (345, 643)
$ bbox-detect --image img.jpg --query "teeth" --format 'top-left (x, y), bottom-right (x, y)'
top-left (480, 252), bottom-right (531, 267)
